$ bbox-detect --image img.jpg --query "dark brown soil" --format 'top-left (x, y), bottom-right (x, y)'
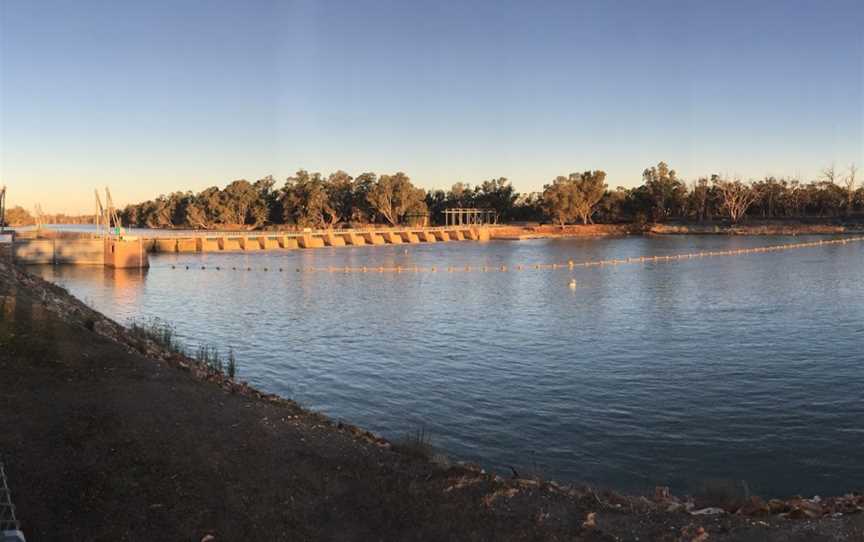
top-left (0, 259), bottom-right (861, 541)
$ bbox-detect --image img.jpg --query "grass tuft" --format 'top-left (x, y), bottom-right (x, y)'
top-left (227, 347), bottom-right (237, 379)
top-left (394, 427), bottom-right (435, 461)
top-left (128, 317), bottom-right (239, 379)
top-left (129, 317), bottom-right (186, 355)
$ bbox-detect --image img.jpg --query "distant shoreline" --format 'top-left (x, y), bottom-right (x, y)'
top-left (491, 221), bottom-right (864, 240)
top-left (15, 218), bottom-right (864, 238)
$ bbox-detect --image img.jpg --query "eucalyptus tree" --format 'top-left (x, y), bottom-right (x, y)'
top-left (4, 206), bottom-right (34, 226)
top-left (844, 164), bottom-right (858, 215)
top-left (642, 161), bottom-right (687, 221)
top-left (324, 170), bottom-right (356, 227)
top-left (366, 172), bottom-right (427, 225)
top-left (280, 170), bottom-right (334, 228)
top-left (474, 177), bottom-right (517, 221)
top-left (688, 177), bottom-right (713, 222)
top-left (217, 180), bottom-right (270, 227)
top-left (542, 177), bottom-right (578, 226)
top-left (713, 177), bottom-right (759, 223)
top-left (542, 170), bottom-right (607, 225)
top-left (446, 182), bottom-right (475, 208)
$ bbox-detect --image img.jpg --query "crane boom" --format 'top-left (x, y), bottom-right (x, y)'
top-left (94, 187), bottom-right (123, 237)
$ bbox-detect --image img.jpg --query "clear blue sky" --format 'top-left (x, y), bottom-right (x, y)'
top-left (1, 0), bottom-right (862, 213)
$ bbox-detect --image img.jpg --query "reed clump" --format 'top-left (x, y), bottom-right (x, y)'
top-left (129, 317), bottom-right (185, 355)
top-left (128, 317), bottom-right (238, 379)
top-left (394, 427), bottom-right (435, 461)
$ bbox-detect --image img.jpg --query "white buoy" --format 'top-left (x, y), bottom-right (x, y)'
top-left (568, 279), bottom-right (577, 289)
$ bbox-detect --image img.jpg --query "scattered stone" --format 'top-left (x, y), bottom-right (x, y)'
top-left (666, 502), bottom-right (686, 513)
top-left (582, 511), bottom-right (596, 528)
top-left (690, 507), bottom-right (725, 516)
top-left (738, 496), bottom-right (769, 516)
top-left (654, 486), bottom-right (672, 502)
top-left (767, 498), bottom-right (789, 514)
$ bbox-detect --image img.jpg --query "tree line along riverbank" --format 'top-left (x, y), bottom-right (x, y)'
top-left (0, 257), bottom-right (862, 540)
top-left (5, 162), bottom-right (864, 232)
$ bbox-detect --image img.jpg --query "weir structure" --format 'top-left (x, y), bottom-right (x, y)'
top-left (140, 226), bottom-right (491, 254)
top-left (8, 225), bottom-right (492, 266)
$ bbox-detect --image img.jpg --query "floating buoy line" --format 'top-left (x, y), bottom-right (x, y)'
top-left (165, 236), bottom-right (863, 274)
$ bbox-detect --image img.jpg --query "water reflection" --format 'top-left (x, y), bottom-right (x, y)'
top-left (32, 236), bottom-right (864, 497)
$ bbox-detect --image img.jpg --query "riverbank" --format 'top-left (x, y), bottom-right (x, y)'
top-left (490, 220), bottom-right (864, 240)
top-left (1, 259), bottom-right (862, 540)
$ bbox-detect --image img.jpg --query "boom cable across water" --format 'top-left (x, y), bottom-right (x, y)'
top-left (163, 236), bottom-right (864, 274)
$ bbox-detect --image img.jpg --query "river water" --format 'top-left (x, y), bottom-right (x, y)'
top-left (32, 234), bottom-right (864, 497)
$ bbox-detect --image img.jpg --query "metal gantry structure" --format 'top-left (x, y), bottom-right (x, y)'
top-left (95, 188), bottom-right (122, 238)
top-left (442, 208), bottom-right (498, 226)
top-left (33, 204), bottom-right (44, 231)
top-left (0, 186), bottom-right (6, 233)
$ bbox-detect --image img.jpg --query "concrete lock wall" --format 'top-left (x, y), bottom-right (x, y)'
top-left (105, 238), bottom-right (149, 268)
top-left (13, 240), bottom-right (56, 264)
top-left (155, 239), bottom-right (177, 253)
top-left (13, 239), bottom-right (105, 265)
top-left (55, 239), bottom-right (104, 264)
top-left (14, 240), bottom-right (56, 264)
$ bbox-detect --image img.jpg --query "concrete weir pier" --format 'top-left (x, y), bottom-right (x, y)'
top-left (8, 227), bottom-right (490, 267)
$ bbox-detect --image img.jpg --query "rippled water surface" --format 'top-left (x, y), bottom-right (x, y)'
top-left (33, 235), bottom-right (864, 496)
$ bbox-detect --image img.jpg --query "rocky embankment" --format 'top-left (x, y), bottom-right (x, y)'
top-left (0, 257), bottom-right (862, 541)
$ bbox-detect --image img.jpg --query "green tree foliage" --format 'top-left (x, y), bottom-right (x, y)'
top-left (124, 178), bottom-right (274, 229)
top-left (713, 177), bottom-right (760, 223)
top-left (474, 178), bottom-right (517, 220)
top-left (280, 170), bottom-right (334, 228)
top-left (542, 171), bottom-right (608, 225)
top-left (4, 206), bottom-right (35, 226)
top-left (642, 162), bottom-right (687, 221)
top-left (119, 162), bottom-right (863, 229)
top-left (366, 173), bottom-right (427, 225)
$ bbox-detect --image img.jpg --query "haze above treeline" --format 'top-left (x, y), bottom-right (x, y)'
top-left (4, 162), bottom-right (862, 229)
